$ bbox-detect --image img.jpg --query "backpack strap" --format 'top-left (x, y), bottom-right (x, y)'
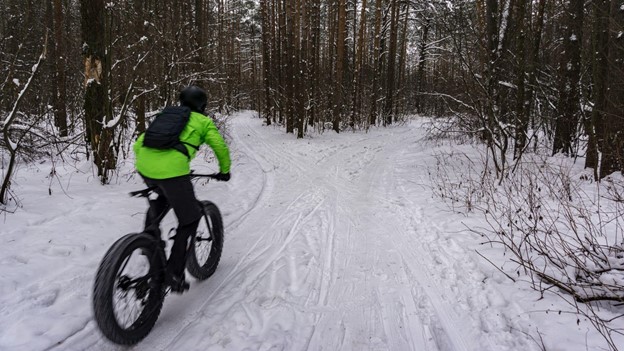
top-left (172, 142), bottom-right (200, 160)
top-left (181, 141), bottom-right (200, 151)
top-left (172, 144), bottom-right (190, 159)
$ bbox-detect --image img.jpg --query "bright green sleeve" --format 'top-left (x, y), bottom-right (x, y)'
top-left (133, 133), bottom-right (144, 155)
top-left (203, 119), bottom-right (231, 173)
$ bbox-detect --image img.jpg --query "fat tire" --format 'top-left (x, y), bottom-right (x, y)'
top-left (93, 233), bottom-right (165, 345)
top-left (186, 201), bottom-right (224, 280)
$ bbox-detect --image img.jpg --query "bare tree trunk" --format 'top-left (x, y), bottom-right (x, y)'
top-left (53, 0), bottom-right (68, 136)
top-left (395, 4), bottom-right (409, 118)
top-left (278, 0), bottom-right (287, 125)
top-left (271, 0), bottom-right (280, 124)
top-left (333, 0), bottom-right (347, 133)
top-left (415, 17), bottom-right (430, 114)
top-left (296, 0), bottom-right (305, 138)
top-left (134, 0), bottom-right (146, 134)
top-left (370, 0), bottom-right (382, 126)
top-left (309, 0), bottom-right (321, 127)
top-left (383, 0), bottom-right (398, 125)
top-left (136, 95), bottom-right (146, 134)
top-left (80, 0), bottom-right (115, 183)
top-left (195, 0), bottom-right (204, 64)
top-left (553, 0), bottom-right (583, 156)
top-left (520, 0), bottom-right (546, 155)
top-left (326, 1), bottom-right (336, 130)
top-left (484, 0), bottom-right (502, 176)
top-left (600, 0), bottom-right (624, 176)
top-left (586, 0), bottom-right (610, 175)
top-left (351, 0), bottom-right (368, 128)
top-left (260, 0), bottom-right (272, 125)
top-left (513, 0), bottom-right (528, 159)
top-left (284, 0), bottom-right (295, 133)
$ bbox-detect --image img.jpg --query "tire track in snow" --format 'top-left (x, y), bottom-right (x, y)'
top-left (377, 132), bottom-right (536, 351)
top-left (172, 116), bottom-right (402, 350)
top-left (238, 117), bottom-right (308, 174)
top-left (372, 135), bottom-right (484, 351)
top-left (215, 192), bottom-right (326, 296)
top-left (315, 196), bottom-right (339, 308)
top-left (165, 194), bottom-right (327, 349)
top-left (304, 127), bottom-right (490, 351)
top-left (160, 192), bottom-right (333, 350)
top-left (156, 115), bottom-right (344, 349)
top-left (210, 117), bottom-right (462, 350)
top-left (301, 128), bottom-right (433, 350)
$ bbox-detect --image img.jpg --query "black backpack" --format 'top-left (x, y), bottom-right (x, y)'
top-left (143, 106), bottom-right (199, 158)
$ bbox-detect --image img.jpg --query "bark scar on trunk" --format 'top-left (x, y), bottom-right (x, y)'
top-left (84, 56), bottom-right (102, 86)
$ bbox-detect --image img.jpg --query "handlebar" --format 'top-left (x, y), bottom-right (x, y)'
top-left (129, 187), bottom-right (157, 198)
top-left (190, 173), bottom-right (220, 179)
top-left (129, 173), bottom-right (223, 198)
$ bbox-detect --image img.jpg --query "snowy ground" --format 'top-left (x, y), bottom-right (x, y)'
top-left (1, 111), bottom-right (620, 350)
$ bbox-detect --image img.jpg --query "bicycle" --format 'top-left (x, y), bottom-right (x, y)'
top-left (92, 173), bottom-right (224, 345)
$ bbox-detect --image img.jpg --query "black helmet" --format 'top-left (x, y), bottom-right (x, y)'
top-left (179, 86), bottom-right (208, 113)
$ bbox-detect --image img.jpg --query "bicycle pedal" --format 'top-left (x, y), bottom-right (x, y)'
top-left (165, 275), bottom-right (189, 294)
top-left (169, 281), bottom-right (189, 294)
top-left (178, 281), bottom-right (190, 292)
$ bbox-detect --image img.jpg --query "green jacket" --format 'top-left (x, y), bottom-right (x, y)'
top-left (134, 111), bottom-right (231, 179)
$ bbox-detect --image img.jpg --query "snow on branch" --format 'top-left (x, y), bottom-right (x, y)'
top-left (419, 92), bottom-right (478, 113)
top-left (2, 35), bottom-right (47, 151)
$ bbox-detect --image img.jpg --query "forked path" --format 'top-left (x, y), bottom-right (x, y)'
top-left (54, 113), bottom-right (536, 350)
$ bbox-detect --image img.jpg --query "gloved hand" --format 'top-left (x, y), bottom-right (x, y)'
top-left (213, 172), bottom-right (231, 182)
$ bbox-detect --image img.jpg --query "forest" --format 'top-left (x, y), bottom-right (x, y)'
top-left (1, 0), bottom-right (622, 192)
top-left (2, 1), bottom-right (624, 350)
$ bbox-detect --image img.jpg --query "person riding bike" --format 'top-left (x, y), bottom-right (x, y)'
top-left (133, 85), bottom-right (231, 292)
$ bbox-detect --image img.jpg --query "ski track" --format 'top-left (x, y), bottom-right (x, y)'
top-left (3, 112), bottom-right (539, 351)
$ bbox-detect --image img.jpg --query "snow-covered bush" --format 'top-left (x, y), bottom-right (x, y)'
top-left (429, 147), bottom-right (624, 350)
top-left (428, 150), bottom-right (491, 212)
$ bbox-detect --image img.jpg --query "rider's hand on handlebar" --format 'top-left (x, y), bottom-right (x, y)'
top-left (213, 172), bottom-right (231, 182)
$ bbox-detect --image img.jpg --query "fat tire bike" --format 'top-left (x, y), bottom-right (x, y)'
top-left (92, 173), bottom-right (224, 345)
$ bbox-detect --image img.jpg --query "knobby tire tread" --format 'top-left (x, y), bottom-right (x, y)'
top-left (93, 233), bottom-right (165, 345)
top-left (186, 201), bottom-right (224, 280)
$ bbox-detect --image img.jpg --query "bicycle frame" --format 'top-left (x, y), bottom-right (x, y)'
top-left (127, 173), bottom-right (220, 265)
top-left (129, 173), bottom-right (219, 235)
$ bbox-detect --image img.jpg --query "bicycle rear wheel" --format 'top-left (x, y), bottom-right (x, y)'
top-left (186, 201), bottom-right (224, 280)
top-left (93, 233), bottom-right (166, 345)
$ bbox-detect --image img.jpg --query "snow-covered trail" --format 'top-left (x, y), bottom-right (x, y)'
top-left (1, 112), bottom-right (537, 351)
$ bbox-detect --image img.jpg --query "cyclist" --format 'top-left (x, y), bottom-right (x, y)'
top-left (133, 85), bottom-right (231, 292)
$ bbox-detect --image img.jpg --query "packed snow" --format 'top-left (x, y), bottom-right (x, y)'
top-left (1, 111), bottom-right (621, 350)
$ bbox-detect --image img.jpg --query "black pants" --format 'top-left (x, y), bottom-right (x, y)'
top-left (141, 174), bottom-right (202, 278)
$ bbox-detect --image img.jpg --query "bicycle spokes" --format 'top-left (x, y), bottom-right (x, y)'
top-left (113, 251), bottom-right (153, 329)
top-left (194, 219), bottom-right (214, 264)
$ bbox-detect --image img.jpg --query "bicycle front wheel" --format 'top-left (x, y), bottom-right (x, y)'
top-left (186, 201), bottom-right (224, 280)
top-left (93, 233), bottom-right (166, 345)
